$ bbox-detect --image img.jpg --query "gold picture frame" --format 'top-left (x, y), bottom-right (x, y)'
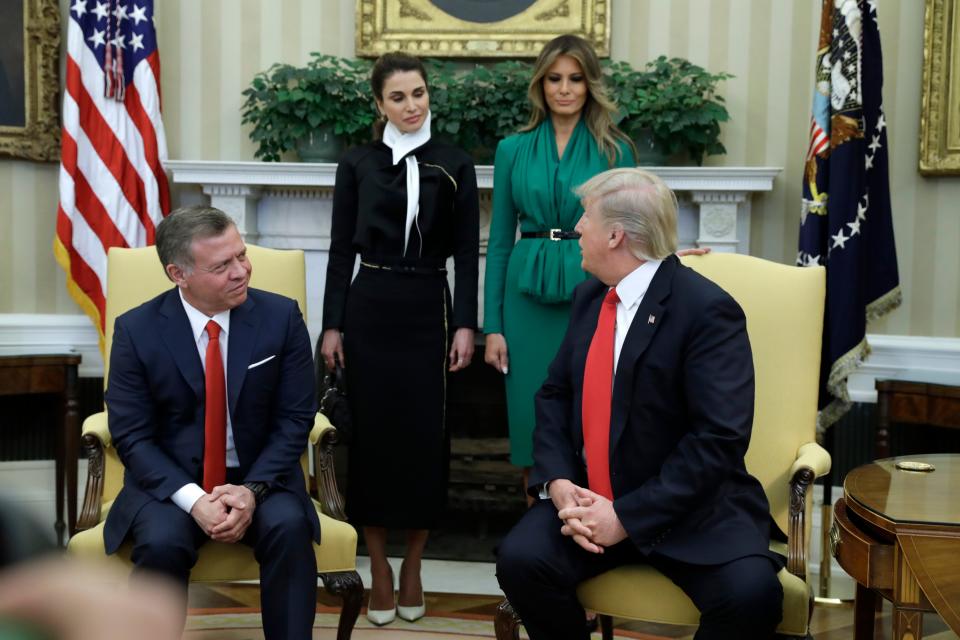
top-left (919, 0), bottom-right (960, 174)
top-left (0, 0), bottom-right (60, 162)
top-left (356, 0), bottom-right (610, 58)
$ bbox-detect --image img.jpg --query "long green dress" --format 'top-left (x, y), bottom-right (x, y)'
top-left (484, 118), bottom-right (635, 466)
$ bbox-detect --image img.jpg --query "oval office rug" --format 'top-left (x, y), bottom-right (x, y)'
top-left (184, 606), bottom-right (667, 639)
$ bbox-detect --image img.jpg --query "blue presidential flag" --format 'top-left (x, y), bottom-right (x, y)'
top-left (798, 0), bottom-right (901, 435)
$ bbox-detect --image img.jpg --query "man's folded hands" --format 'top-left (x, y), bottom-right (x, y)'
top-left (551, 480), bottom-right (628, 552)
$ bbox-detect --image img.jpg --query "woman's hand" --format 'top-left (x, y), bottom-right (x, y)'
top-left (676, 246), bottom-right (711, 257)
top-left (320, 329), bottom-right (345, 370)
top-left (448, 328), bottom-right (475, 372)
top-left (484, 333), bottom-right (509, 375)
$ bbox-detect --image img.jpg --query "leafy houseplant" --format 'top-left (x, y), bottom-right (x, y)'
top-left (241, 54), bottom-right (374, 162)
top-left (241, 54), bottom-right (731, 166)
top-left (607, 56), bottom-right (732, 166)
top-left (427, 60), bottom-right (530, 164)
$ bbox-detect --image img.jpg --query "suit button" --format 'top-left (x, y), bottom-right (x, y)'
top-left (191, 456), bottom-right (200, 464)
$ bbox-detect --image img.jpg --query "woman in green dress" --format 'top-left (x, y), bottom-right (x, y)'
top-left (483, 35), bottom-right (637, 485)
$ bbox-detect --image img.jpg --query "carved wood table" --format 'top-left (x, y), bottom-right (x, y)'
top-left (0, 349), bottom-right (82, 546)
top-left (832, 454), bottom-right (960, 640)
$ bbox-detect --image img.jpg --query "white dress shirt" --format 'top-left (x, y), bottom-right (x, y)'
top-left (170, 290), bottom-right (240, 514)
top-left (538, 259), bottom-right (663, 500)
top-left (612, 259), bottom-right (663, 373)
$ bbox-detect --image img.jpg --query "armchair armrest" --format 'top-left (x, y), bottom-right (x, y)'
top-left (311, 412), bottom-right (348, 522)
top-left (76, 411), bottom-right (109, 532)
top-left (786, 442), bottom-right (832, 581)
top-left (82, 410), bottom-right (112, 445)
top-left (790, 442), bottom-right (831, 480)
top-left (309, 412), bottom-right (333, 446)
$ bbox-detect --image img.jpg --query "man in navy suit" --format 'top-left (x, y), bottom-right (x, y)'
top-left (496, 169), bottom-right (783, 640)
top-left (104, 206), bottom-right (320, 639)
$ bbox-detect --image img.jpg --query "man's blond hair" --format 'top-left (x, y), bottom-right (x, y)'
top-left (575, 168), bottom-right (678, 261)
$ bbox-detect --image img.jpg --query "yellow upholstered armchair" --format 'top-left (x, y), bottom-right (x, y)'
top-left (68, 244), bottom-right (362, 640)
top-left (495, 253), bottom-right (831, 639)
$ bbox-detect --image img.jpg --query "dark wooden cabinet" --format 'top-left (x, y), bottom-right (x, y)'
top-left (0, 351), bottom-right (82, 545)
top-left (875, 378), bottom-right (960, 458)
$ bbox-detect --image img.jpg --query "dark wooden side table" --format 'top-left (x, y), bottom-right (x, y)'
top-left (875, 378), bottom-right (960, 459)
top-left (0, 349), bottom-right (82, 545)
top-left (831, 454), bottom-right (960, 640)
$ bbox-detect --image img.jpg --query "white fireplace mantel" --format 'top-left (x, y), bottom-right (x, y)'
top-left (166, 160), bottom-right (779, 252)
top-left (165, 160), bottom-right (780, 341)
top-left (166, 160), bottom-right (779, 191)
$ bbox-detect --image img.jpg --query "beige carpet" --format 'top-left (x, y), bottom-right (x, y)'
top-left (184, 606), bottom-right (663, 639)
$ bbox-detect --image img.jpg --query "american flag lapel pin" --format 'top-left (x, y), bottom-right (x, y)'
top-left (648, 314), bottom-right (656, 325)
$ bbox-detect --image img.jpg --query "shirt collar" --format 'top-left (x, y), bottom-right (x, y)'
top-left (178, 288), bottom-right (231, 342)
top-left (615, 259), bottom-right (663, 310)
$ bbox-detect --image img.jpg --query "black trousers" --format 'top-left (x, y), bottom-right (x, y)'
top-left (496, 500), bottom-right (783, 640)
top-left (128, 478), bottom-right (317, 640)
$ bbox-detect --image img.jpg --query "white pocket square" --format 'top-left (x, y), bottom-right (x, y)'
top-left (248, 355), bottom-right (276, 370)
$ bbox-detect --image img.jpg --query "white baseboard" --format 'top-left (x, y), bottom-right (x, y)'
top-left (3, 314), bottom-right (958, 397)
top-left (847, 334), bottom-right (960, 402)
top-left (0, 314), bottom-right (103, 377)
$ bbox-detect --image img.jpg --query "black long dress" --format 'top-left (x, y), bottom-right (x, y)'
top-left (322, 139), bottom-right (479, 529)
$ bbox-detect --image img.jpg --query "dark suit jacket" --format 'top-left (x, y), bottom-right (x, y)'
top-left (103, 287), bottom-right (320, 554)
top-left (530, 255), bottom-right (772, 566)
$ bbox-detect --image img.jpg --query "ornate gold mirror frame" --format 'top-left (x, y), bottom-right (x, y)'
top-left (0, 0), bottom-right (60, 162)
top-left (919, 0), bottom-right (960, 174)
top-left (356, 0), bottom-right (610, 58)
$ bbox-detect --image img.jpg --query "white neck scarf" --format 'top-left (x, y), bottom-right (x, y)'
top-left (382, 110), bottom-right (432, 256)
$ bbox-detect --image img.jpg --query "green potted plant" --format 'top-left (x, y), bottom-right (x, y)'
top-left (242, 54), bottom-right (731, 167)
top-left (607, 56), bottom-right (732, 166)
top-left (428, 60), bottom-right (530, 164)
top-left (241, 54), bottom-right (375, 162)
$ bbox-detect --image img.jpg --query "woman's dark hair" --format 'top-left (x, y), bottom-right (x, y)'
top-left (370, 52), bottom-right (429, 139)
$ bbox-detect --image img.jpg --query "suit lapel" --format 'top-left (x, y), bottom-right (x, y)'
top-left (159, 289), bottom-right (204, 400)
top-left (226, 294), bottom-right (260, 418)
top-left (609, 256), bottom-right (678, 454)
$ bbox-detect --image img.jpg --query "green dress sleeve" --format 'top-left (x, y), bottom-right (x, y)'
top-left (615, 138), bottom-right (637, 168)
top-left (483, 136), bottom-right (519, 335)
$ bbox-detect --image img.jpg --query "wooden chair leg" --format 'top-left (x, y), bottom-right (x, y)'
top-left (494, 599), bottom-right (522, 640)
top-left (320, 570), bottom-right (363, 640)
top-left (600, 613), bottom-right (614, 640)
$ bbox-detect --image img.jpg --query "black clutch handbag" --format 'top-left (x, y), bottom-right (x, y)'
top-left (319, 359), bottom-right (353, 444)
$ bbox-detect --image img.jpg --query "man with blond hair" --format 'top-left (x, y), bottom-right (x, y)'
top-left (496, 169), bottom-right (783, 639)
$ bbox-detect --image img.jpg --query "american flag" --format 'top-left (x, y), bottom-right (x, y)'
top-left (54, 0), bottom-right (170, 345)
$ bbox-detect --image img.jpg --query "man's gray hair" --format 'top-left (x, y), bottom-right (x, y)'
top-left (575, 168), bottom-right (678, 261)
top-left (155, 205), bottom-right (236, 277)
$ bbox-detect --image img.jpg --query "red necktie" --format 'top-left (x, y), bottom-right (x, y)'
top-left (582, 288), bottom-right (619, 500)
top-left (203, 320), bottom-right (226, 493)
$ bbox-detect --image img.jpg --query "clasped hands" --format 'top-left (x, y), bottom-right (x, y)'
top-left (190, 484), bottom-right (255, 543)
top-left (549, 479), bottom-right (628, 553)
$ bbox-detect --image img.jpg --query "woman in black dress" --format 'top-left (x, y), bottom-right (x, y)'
top-left (320, 53), bottom-right (479, 626)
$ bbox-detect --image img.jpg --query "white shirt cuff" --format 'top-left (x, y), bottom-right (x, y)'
top-left (171, 483), bottom-right (205, 514)
top-left (538, 481), bottom-right (551, 500)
